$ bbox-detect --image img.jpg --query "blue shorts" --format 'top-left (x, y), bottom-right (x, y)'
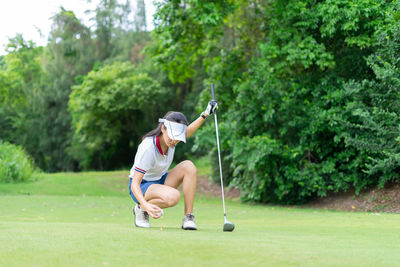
top-left (129, 173), bottom-right (168, 204)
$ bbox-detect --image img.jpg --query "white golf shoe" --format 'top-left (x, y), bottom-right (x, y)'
top-left (133, 204), bottom-right (150, 228)
top-left (182, 213), bottom-right (197, 230)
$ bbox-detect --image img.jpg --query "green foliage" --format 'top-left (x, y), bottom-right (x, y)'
top-left (92, 0), bottom-right (129, 61)
top-left (69, 61), bottom-right (168, 169)
top-left (186, 0), bottom-right (399, 204)
top-left (2, 0), bottom-right (400, 206)
top-left (134, 0), bottom-right (147, 32)
top-left (36, 8), bottom-right (96, 172)
top-left (339, 2), bottom-right (400, 188)
top-left (0, 141), bottom-right (37, 183)
top-left (0, 35), bottom-right (43, 111)
top-left (0, 2), bottom-right (162, 172)
top-left (150, 0), bottom-right (235, 83)
top-left (0, 37), bottom-right (48, 170)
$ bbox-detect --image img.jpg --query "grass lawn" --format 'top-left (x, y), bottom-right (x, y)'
top-left (1, 170), bottom-right (400, 266)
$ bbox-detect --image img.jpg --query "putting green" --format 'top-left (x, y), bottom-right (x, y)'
top-left (0, 171), bottom-right (399, 266)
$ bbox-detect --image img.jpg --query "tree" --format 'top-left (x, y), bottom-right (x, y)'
top-left (148, 0), bottom-right (398, 203)
top-left (150, 0), bottom-right (234, 84)
top-left (133, 0), bottom-right (147, 32)
top-left (219, 0), bottom-right (393, 203)
top-left (68, 61), bottom-right (169, 169)
top-left (0, 35), bottom-right (46, 168)
top-left (38, 8), bottom-right (95, 171)
top-left (339, 1), bottom-right (400, 188)
top-left (91, 0), bottom-right (132, 61)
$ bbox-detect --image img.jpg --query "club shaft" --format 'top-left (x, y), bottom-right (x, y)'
top-left (213, 110), bottom-right (227, 216)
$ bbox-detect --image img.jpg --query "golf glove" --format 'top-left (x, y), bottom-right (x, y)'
top-left (203, 100), bottom-right (218, 116)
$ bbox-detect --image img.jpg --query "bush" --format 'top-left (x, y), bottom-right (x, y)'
top-left (338, 4), bottom-right (400, 188)
top-left (0, 141), bottom-right (37, 183)
top-left (197, 0), bottom-right (398, 204)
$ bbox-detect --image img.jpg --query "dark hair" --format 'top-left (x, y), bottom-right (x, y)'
top-left (142, 111), bottom-right (188, 140)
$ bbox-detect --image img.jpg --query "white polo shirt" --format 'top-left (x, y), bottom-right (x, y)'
top-left (129, 136), bottom-right (175, 181)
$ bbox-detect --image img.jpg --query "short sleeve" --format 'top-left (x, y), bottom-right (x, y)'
top-left (133, 143), bottom-right (155, 174)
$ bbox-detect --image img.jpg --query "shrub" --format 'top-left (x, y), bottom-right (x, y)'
top-left (200, 0), bottom-right (398, 204)
top-left (0, 141), bottom-right (37, 183)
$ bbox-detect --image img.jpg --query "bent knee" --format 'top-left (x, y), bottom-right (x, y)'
top-left (164, 189), bottom-right (180, 207)
top-left (182, 160), bottom-right (197, 174)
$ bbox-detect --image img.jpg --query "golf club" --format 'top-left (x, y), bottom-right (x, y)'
top-left (211, 83), bottom-right (235, 232)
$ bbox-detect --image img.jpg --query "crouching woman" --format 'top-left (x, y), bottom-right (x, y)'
top-left (129, 101), bottom-right (217, 230)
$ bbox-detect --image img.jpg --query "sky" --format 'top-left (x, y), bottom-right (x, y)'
top-left (0, 0), bottom-right (156, 55)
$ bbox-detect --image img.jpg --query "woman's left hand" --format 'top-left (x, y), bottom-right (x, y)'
top-left (203, 100), bottom-right (218, 116)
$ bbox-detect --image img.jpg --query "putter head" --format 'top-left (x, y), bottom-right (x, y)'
top-left (223, 219), bottom-right (235, 232)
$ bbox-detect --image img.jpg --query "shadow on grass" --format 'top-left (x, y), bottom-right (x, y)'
top-left (144, 226), bottom-right (218, 233)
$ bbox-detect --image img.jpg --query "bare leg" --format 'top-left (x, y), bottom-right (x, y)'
top-left (144, 184), bottom-right (180, 209)
top-left (164, 160), bottom-right (197, 214)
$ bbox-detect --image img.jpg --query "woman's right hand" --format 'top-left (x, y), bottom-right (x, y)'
top-left (142, 202), bottom-right (163, 219)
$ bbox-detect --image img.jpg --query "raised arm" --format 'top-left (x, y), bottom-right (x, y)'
top-left (186, 115), bottom-right (208, 138)
top-left (186, 100), bottom-right (218, 139)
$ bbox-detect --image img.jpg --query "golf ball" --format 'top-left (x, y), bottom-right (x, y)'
top-left (154, 210), bottom-right (164, 216)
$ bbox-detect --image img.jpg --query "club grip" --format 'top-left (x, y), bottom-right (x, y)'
top-left (211, 83), bottom-right (216, 100)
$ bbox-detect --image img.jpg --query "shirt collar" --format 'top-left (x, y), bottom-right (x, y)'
top-left (153, 136), bottom-right (164, 156)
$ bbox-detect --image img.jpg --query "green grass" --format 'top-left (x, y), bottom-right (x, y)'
top-left (0, 171), bottom-right (128, 196)
top-left (1, 170), bottom-right (400, 266)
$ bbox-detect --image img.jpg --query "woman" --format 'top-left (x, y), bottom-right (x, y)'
top-left (129, 100), bottom-right (218, 230)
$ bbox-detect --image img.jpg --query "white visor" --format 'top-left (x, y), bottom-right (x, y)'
top-left (159, 119), bottom-right (187, 143)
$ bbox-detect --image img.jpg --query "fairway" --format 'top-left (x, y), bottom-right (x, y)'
top-left (1, 171), bottom-right (400, 266)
